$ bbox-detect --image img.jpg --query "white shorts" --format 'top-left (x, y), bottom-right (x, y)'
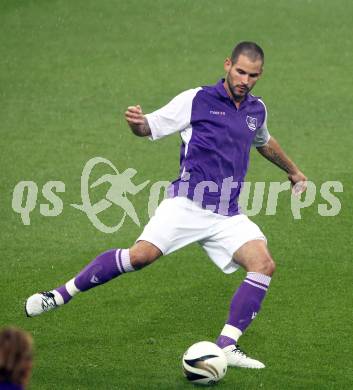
top-left (137, 197), bottom-right (266, 274)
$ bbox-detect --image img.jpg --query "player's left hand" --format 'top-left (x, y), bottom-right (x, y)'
top-left (288, 170), bottom-right (307, 196)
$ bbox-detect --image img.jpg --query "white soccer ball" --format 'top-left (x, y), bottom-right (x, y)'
top-left (182, 341), bottom-right (228, 385)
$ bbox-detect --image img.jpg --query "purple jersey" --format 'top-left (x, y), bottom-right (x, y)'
top-left (145, 79), bottom-right (270, 216)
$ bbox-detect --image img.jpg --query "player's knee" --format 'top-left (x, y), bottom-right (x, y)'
top-left (129, 241), bottom-right (162, 270)
top-left (129, 249), bottom-right (150, 269)
top-left (260, 256), bottom-right (276, 276)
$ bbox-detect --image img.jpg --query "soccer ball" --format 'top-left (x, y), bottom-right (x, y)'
top-left (182, 341), bottom-right (227, 385)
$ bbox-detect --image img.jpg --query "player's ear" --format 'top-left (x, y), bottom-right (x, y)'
top-left (224, 58), bottom-right (232, 73)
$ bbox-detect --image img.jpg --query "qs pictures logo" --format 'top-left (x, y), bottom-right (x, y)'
top-left (10, 157), bottom-right (344, 233)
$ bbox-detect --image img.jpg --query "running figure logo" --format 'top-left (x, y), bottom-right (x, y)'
top-left (71, 157), bottom-right (149, 233)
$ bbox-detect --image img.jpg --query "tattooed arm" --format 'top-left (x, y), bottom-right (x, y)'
top-left (125, 105), bottom-right (152, 137)
top-left (257, 136), bottom-right (307, 193)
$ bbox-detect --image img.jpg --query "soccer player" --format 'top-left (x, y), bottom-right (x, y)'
top-left (25, 42), bottom-right (307, 369)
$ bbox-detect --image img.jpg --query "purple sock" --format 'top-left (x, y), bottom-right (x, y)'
top-left (216, 272), bottom-right (271, 348)
top-left (55, 249), bottom-right (134, 304)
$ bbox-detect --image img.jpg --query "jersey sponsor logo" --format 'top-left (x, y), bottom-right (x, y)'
top-left (209, 110), bottom-right (226, 116)
top-left (246, 115), bottom-right (257, 131)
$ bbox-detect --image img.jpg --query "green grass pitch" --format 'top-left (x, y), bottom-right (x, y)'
top-left (1, 0), bottom-right (352, 388)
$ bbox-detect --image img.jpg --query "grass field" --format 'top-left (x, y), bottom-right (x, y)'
top-left (1, 0), bottom-right (353, 388)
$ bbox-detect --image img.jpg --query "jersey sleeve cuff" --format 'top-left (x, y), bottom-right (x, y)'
top-left (145, 114), bottom-right (160, 141)
top-left (253, 133), bottom-right (271, 148)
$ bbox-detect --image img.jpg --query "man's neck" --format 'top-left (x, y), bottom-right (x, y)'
top-left (223, 81), bottom-right (244, 109)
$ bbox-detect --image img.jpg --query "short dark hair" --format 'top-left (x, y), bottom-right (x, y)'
top-left (231, 41), bottom-right (264, 65)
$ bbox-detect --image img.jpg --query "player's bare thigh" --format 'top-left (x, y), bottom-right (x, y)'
top-left (233, 239), bottom-right (276, 276)
top-left (129, 240), bottom-right (162, 269)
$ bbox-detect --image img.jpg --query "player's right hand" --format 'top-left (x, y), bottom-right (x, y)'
top-left (125, 105), bottom-right (152, 137)
top-left (125, 105), bottom-right (145, 126)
